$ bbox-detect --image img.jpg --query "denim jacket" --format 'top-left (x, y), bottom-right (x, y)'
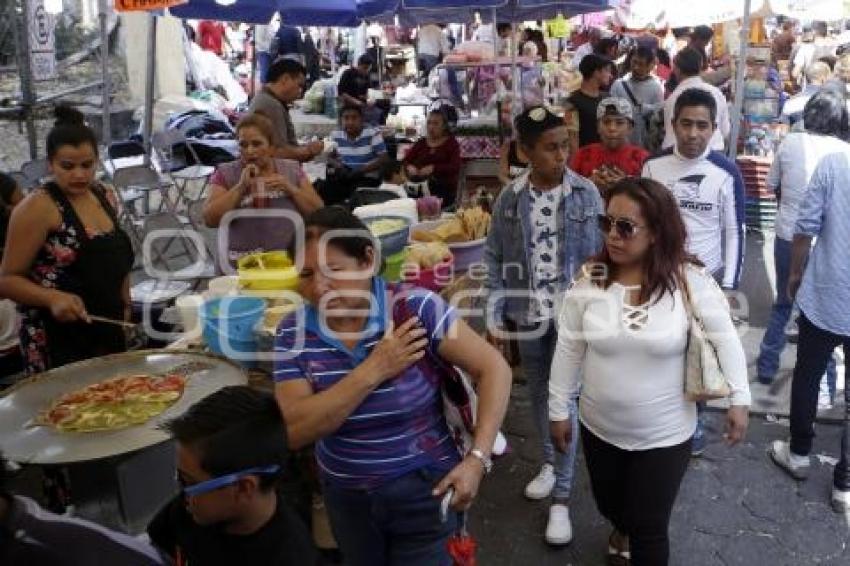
top-left (484, 168), bottom-right (603, 325)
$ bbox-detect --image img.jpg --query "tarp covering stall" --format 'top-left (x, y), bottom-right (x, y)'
top-left (614, 0), bottom-right (848, 29)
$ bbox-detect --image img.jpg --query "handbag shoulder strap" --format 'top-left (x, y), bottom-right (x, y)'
top-left (620, 79), bottom-right (640, 108)
top-left (681, 264), bottom-right (712, 327)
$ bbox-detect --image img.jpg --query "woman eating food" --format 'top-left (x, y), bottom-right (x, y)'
top-left (203, 113), bottom-right (323, 268)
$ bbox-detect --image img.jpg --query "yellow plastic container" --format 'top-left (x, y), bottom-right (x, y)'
top-left (237, 251), bottom-right (299, 291)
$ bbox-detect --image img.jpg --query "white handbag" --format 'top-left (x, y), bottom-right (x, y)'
top-left (681, 270), bottom-right (731, 402)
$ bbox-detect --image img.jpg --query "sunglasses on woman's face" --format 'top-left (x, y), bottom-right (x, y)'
top-left (597, 214), bottom-right (644, 240)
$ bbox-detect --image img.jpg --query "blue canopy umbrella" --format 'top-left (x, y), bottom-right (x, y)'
top-left (170, 0), bottom-right (277, 24)
top-left (172, 0), bottom-right (360, 26)
top-left (361, 0), bottom-right (611, 26)
top-left (277, 0), bottom-right (360, 26)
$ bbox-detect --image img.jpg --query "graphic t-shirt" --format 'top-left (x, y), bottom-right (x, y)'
top-left (642, 149), bottom-right (744, 289)
top-left (528, 186), bottom-right (563, 321)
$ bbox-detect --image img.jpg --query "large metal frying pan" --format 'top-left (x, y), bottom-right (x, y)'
top-left (0, 350), bottom-right (247, 465)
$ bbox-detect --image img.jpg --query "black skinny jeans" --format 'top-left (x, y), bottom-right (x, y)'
top-left (790, 314), bottom-right (850, 490)
top-left (581, 425), bottom-right (691, 566)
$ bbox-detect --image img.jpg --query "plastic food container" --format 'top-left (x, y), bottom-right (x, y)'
top-left (367, 215), bottom-right (412, 257)
top-left (411, 219), bottom-right (485, 272)
top-left (447, 238), bottom-right (486, 272)
top-left (207, 275), bottom-right (240, 298)
top-left (201, 296), bottom-right (266, 340)
top-left (237, 251), bottom-right (299, 292)
top-left (381, 249), bottom-right (409, 282)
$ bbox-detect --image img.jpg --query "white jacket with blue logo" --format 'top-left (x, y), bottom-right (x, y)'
top-left (642, 147), bottom-right (746, 289)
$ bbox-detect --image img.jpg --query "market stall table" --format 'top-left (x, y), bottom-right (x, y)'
top-left (290, 107), bottom-right (339, 139)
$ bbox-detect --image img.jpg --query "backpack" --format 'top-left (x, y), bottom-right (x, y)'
top-left (645, 106), bottom-right (666, 156)
top-left (390, 289), bottom-right (506, 457)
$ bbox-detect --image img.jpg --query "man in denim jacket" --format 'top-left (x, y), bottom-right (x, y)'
top-left (484, 106), bottom-right (603, 545)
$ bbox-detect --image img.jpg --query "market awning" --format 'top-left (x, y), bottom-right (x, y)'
top-left (613, 0), bottom-right (849, 29)
top-left (169, 0), bottom-right (277, 24)
top-left (279, 0), bottom-right (360, 27)
top-left (170, 0), bottom-right (360, 26)
top-left (373, 0), bottom-right (611, 26)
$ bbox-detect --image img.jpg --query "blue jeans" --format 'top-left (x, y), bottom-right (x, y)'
top-left (322, 467), bottom-right (458, 566)
top-left (517, 318), bottom-right (579, 500)
top-left (757, 237), bottom-right (836, 390)
top-left (418, 54), bottom-right (439, 77)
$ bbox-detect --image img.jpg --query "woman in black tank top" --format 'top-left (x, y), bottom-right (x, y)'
top-left (0, 108), bottom-right (134, 376)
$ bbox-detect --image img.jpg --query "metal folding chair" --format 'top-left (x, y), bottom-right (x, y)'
top-left (106, 141), bottom-right (147, 169)
top-left (151, 130), bottom-right (215, 209)
top-left (8, 171), bottom-right (30, 194)
top-left (112, 164), bottom-right (175, 215)
top-left (186, 199), bottom-right (218, 268)
top-left (141, 211), bottom-right (216, 287)
top-left (20, 159), bottom-right (50, 188)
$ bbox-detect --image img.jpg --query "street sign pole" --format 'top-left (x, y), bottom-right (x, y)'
top-left (143, 11), bottom-right (157, 161)
top-left (14, 0), bottom-right (39, 159)
top-left (99, 0), bottom-right (111, 147)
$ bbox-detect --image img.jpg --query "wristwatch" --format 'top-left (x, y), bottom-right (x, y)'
top-left (468, 448), bottom-right (493, 475)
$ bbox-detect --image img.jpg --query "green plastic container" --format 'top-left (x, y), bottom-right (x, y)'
top-left (381, 249), bottom-right (408, 282)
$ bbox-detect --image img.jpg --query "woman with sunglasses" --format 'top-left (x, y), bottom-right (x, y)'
top-left (549, 178), bottom-right (750, 565)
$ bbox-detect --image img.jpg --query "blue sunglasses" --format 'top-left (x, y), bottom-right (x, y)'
top-left (179, 465), bottom-right (281, 497)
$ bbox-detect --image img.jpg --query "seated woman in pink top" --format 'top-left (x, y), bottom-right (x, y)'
top-left (203, 113), bottom-right (323, 268)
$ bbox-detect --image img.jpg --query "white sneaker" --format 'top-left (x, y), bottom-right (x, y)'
top-left (817, 390), bottom-right (834, 411)
top-left (545, 504), bottom-right (573, 545)
top-left (524, 463), bottom-right (556, 500)
top-left (768, 440), bottom-right (810, 480)
top-left (832, 488), bottom-right (850, 514)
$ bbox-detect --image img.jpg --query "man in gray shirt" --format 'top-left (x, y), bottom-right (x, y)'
top-left (247, 58), bottom-right (323, 163)
top-left (610, 46), bottom-right (664, 150)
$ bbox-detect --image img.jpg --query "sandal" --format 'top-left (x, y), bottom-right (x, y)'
top-left (607, 529), bottom-right (631, 566)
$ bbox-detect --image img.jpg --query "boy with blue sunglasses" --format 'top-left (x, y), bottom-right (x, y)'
top-left (147, 386), bottom-right (318, 566)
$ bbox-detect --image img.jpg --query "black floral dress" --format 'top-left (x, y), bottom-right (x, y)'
top-left (19, 182), bottom-right (134, 375)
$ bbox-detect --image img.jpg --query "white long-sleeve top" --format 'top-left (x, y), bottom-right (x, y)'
top-left (549, 265), bottom-right (751, 451)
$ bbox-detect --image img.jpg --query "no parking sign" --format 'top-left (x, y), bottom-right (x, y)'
top-left (29, 0), bottom-right (56, 81)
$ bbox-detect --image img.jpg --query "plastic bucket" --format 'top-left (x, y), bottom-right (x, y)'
top-left (201, 296), bottom-right (266, 342)
top-left (381, 249), bottom-right (409, 282)
top-left (448, 238), bottom-right (485, 272)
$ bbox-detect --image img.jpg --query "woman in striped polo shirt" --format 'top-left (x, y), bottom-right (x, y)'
top-left (274, 207), bottom-right (512, 566)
